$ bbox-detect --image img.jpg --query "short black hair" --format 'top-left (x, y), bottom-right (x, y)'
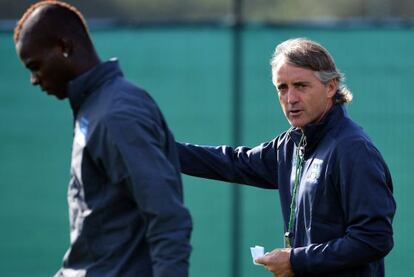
top-left (14, 0), bottom-right (89, 43)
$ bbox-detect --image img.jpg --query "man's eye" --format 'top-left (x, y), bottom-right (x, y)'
top-left (277, 85), bottom-right (287, 93)
top-left (26, 63), bottom-right (39, 71)
top-left (296, 83), bottom-right (308, 89)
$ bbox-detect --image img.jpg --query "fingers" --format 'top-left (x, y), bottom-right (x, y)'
top-left (255, 254), bottom-right (270, 266)
top-left (255, 248), bottom-right (293, 276)
top-left (255, 248), bottom-right (279, 266)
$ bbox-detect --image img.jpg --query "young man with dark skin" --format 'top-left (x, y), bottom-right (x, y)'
top-left (14, 1), bottom-right (192, 276)
top-left (178, 38), bottom-right (396, 277)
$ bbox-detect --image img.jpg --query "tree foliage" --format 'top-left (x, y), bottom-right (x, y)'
top-left (1, 0), bottom-right (413, 23)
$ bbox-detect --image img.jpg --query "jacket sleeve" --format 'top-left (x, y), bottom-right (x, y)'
top-left (290, 140), bottom-right (396, 275)
top-left (103, 110), bottom-right (192, 277)
top-left (177, 141), bottom-right (279, 189)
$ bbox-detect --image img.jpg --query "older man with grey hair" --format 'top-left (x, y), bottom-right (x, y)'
top-left (177, 38), bottom-right (395, 276)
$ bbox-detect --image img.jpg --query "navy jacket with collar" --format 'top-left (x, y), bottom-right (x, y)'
top-left (57, 60), bottom-right (192, 277)
top-left (178, 104), bottom-right (395, 276)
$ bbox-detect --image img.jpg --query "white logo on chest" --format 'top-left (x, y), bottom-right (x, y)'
top-left (305, 158), bottom-right (323, 184)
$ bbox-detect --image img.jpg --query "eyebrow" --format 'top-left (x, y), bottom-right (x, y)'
top-left (293, 80), bottom-right (311, 85)
top-left (25, 59), bottom-right (39, 70)
top-left (276, 83), bottom-right (287, 90)
top-left (276, 80), bottom-right (311, 88)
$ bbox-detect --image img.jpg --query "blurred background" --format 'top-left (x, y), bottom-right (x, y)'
top-left (0, 0), bottom-right (413, 276)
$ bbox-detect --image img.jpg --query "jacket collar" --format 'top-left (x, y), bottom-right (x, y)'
top-left (67, 59), bottom-right (123, 113)
top-left (289, 104), bottom-right (347, 154)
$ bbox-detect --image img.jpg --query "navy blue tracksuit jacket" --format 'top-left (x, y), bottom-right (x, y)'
top-left (56, 60), bottom-right (192, 277)
top-left (178, 104), bottom-right (395, 276)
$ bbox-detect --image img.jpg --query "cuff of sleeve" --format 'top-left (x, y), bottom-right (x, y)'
top-left (290, 247), bottom-right (308, 275)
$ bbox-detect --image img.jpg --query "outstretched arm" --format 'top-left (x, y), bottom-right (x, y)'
top-left (177, 140), bottom-right (279, 189)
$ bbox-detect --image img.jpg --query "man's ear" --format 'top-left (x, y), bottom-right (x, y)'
top-left (58, 37), bottom-right (73, 58)
top-left (327, 79), bottom-right (337, 98)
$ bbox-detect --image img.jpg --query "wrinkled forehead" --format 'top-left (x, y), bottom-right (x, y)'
top-left (272, 59), bottom-right (318, 84)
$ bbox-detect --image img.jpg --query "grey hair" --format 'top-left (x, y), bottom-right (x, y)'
top-left (271, 38), bottom-right (352, 104)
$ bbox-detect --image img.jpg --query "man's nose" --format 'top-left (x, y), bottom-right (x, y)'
top-left (30, 73), bottom-right (40, 86)
top-left (287, 88), bottom-right (299, 104)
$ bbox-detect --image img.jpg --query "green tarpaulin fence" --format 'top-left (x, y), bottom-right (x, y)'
top-left (0, 26), bottom-right (412, 276)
